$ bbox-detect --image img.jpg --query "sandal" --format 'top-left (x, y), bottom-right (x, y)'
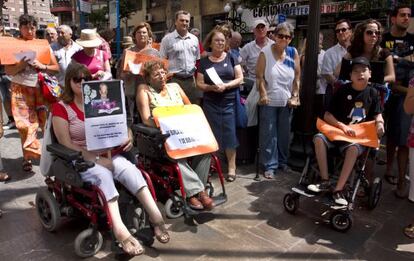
top-left (119, 235), bottom-right (144, 256)
top-left (384, 174), bottom-right (398, 185)
top-left (0, 172), bottom-right (10, 182)
top-left (22, 160), bottom-right (32, 172)
top-left (404, 224), bottom-right (414, 239)
top-left (151, 221), bottom-right (170, 244)
top-left (263, 170), bottom-right (275, 179)
top-left (226, 174), bottom-right (236, 182)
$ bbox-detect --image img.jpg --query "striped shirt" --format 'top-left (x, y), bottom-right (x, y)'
top-left (52, 101), bottom-right (86, 148)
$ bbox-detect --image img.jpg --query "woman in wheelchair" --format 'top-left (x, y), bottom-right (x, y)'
top-left (51, 62), bottom-right (170, 256)
top-left (307, 57), bottom-right (385, 206)
top-left (136, 60), bottom-right (215, 211)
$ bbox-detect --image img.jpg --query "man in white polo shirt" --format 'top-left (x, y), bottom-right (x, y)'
top-left (51, 25), bottom-right (83, 86)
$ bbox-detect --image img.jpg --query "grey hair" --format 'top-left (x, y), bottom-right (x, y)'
top-left (58, 25), bottom-right (72, 35)
top-left (190, 28), bottom-right (200, 34)
top-left (274, 22), bottom-right (294, 37)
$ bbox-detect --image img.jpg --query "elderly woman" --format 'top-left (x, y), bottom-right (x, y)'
top-left (72, 29), bottom-right (112, 80)
top-left (120, 22), bottom-right (160, 123)
top-left (196, 28), bottom-right (243, 182)
top-left (256, 22), bottom-right (300, 179)
top-left (136, 60), bottom-right (214, 210)
top-left (5, 14), bottom-right (59, 172)
top-left (52, 62), bottom-right (169, 256)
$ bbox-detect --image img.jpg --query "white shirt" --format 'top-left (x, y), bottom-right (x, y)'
top-left (51, 41), bottom-right (83, 86)
top-left (240, 37), bottom-right (274, 79)
top-left (316, 49), bottom-right (327, 94)
top-left (160, 30), bottom-right (200, 77)
top-left (320, 43), bottom-right (347, 93)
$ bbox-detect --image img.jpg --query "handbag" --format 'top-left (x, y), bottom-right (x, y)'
top-left (38, 72), bottom-right (62, 103)
top-left (235, 88), bottom-right (248, 128)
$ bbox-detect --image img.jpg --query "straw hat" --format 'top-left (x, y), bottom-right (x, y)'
top-left (122, 36), bottom-right (134, 47)
top-left (76, 28), bottom-right (102, 48)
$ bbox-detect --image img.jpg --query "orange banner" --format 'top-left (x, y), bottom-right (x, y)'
top-left (122, 49), bottom-right (168, 74)
top-left (0, 37), bottom-right (51, 65)
top-left (316, 118), bottom-right (379, 148)
top-left (153, 105), bottom-right (218, 159)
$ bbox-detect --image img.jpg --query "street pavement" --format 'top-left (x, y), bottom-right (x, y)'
top-left (0, 127), bottom-right (414, 261)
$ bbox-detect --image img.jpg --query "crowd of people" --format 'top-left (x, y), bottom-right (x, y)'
top-left (0, 4), bottom-right (413, 252)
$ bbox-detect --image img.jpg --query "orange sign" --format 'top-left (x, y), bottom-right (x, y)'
top-left (0, 37), bottom-right (51, 65)
top-left (153, 105), bottom-right (218, 159)
top-left (316, 118), bottom-right (379, 148)
top-left (122, 49), bottom-right (168, 74)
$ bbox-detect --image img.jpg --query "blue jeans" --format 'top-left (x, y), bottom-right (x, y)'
top-left (259, 105), bottom-right (292, 172)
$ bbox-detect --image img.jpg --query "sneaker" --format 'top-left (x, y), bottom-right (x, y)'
top-left (333, 191), bottom-right (348, 206)
top-left (3, 121), bottom-right (15, 130)
top-left (307, 180), bottom-right (331, 193)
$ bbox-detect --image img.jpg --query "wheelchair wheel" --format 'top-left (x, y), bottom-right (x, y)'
top-left (35, 188), bottom-right (61, 232)
top-left (165, 196), bottom-right (184, 219)
top-left (330, 211), bottom-right (352, 232)
top-left (205, 182), bottom-right (215, 198)
top-left (74, 228), bottom-right (103, 258)
top-left (283, 193), bottom-right (299, 214)
top-left (368, 177), bottom-right (382, 210)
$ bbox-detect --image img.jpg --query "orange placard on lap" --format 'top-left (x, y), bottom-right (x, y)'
top-left (0, 37), bottom-right (51, 65)
top-left (152, 105), bottom-right (219, 159)
top-left (316, 118), bottom-right (379, 148)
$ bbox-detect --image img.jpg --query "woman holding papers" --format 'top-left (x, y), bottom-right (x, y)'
top-left (72, 29), bottom-right (112, 81)
top-left (137, 60), bottom-right (215, 211)
top-left (5, 14), bottom-right (59, 172)
top-left (196, 28), bottom-right (244, 182)
top-left (119, 22), bottom-right (160, 123)
top-left (255, 22), bottom-right (300, 179)
top-left (52, 62), bottom-right (170, 256)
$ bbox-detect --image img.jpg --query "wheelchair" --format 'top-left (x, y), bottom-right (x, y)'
top-left (35, 140), bottom-right (157, 257)
top-left (283, 145), bottom-right (382, 232)
top-left (132, 123), bottom-right (227, 219)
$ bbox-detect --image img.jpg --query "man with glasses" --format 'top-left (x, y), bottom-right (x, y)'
top-left (380, 5), bottom-right (414, 197)
top-left (320, 19), bottom-right (352, 103)
top-left (160, 10), bottom-right (201, 104)
top-left (241, 19), bottom-right (274, 126)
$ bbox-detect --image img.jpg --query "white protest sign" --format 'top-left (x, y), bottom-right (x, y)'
top-left (206, 67), bottom-right (224, 85)
top-left (82, 80), bottom-right (128, 151)
top-left (128, 61), bottom-right (142, 75)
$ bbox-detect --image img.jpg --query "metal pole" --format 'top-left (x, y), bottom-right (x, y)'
top-left (23, 0), bottom-right (28, 14)
top-left (78, 0), bottom-right (85, 29)
top-left (116, 0), bottom-right (120, 59)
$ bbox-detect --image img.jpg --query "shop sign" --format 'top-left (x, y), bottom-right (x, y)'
top-left (251, 2), bottom-right (297, 18)
top-left (284, 5), bottom-right (310, 16)
top-left (320, 1), bottom-right (357, 14)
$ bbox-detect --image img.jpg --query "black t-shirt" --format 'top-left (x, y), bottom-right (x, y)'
top-left (199, 53), bottom-right (239, 100)
top-left (328, 83), bottom-right (382, 125)
top-left (381, 32), bottom-right (414, 57)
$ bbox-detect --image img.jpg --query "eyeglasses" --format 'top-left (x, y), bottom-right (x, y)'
top-left (72, 76), bottom-right (91, 83)
top-left (365, 30), bottom-right (380, 36)
top-left (335, 28), bottom-right (349, 34)
top-left (277, 34), bottom-right (292, 40)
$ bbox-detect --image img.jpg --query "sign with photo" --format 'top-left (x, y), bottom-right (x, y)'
top-left (82, 80), bottom-right (128, 151)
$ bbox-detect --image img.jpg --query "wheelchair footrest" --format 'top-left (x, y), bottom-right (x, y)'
top-left (292, 186), bottom-right (316, 198)
top-left (212, 193), bottom-right (227, 207)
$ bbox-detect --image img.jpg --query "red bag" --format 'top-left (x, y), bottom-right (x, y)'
top-left (38, 72), bottom-right (62, 103)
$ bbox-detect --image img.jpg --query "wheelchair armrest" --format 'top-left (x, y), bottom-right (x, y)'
top-left (47, 143), bottom-right (81, 161)
top-left (132, 123), bottom-right (166, 138)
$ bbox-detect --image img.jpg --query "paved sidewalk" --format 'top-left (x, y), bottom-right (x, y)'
top-left (0, 128), bottom-right (413, 260)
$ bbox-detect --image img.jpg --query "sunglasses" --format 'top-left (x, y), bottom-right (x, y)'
top-left (277, 34), bottom-right (292, 40)
top-left (335, 28), bottom-right (349, 34)
top-left (72, 76), bottom-right (91, 83)
top-left (365, 30), bottom-right (380, 36)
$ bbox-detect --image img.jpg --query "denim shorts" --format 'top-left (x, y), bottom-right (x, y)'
top-left (313, 133), bottom-right (365, 156)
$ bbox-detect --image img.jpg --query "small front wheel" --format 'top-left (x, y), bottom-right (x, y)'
top-left (74, 228), bottom-right (103, 258)
top-left (283, 193), bottom-right (299, 214)
top-left (165, 196), bottom-right (184, 219)
top-left (330, 211), bottom-right (353, 232)
top-left (368, 177), bottom-right (382, 210)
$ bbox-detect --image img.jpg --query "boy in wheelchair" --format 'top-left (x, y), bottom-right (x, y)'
top-left (136, 60), bottom-right (215, 211)
top-left (307, 57), bottom-right (385, 206)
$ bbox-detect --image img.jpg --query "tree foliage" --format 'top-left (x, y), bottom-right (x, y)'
top-left (119, 0), bottom-right (139, 22)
